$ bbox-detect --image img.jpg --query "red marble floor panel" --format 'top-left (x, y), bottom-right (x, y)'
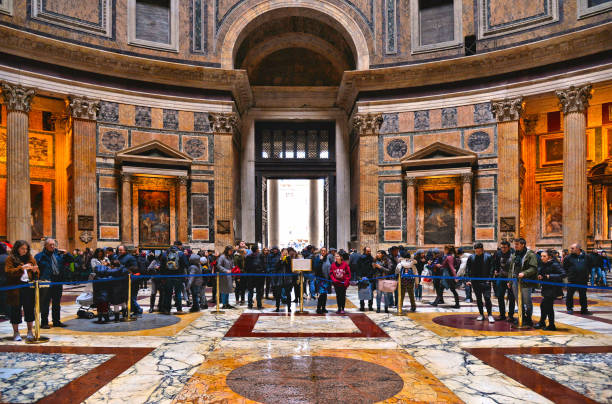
top-left (0, 345), bottom-right (153, 404)
top-left (464, 346), bottom-right (612, 404)
top-left (224, 313), bottom-right (389, 338)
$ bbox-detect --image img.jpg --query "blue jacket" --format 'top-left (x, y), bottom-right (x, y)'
top-left (35, 249), bottom-right (65, 281)
top-left (118, 253), bottom-right (137, 270)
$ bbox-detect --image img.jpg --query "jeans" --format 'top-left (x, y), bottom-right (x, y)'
top-left (247, 279), bottom-right (264, 308)
top-left (150, 280), bottom-right (161, 311)
top-left (161, 278), bottom-right (183, 312)
top-left (190, 284), bottom-right (202, 310)
top-left (376, 290), bottom-right (392, 310)
top-left (308, 275), bottom-right (316, 297)
top-left (495, 280), bottom-right (515, 318)
top-left (40, 283), bottom-right (63, 325)
top-left (221, 293), bottom-right (229, 305)
top-left (131, 281), bottom-right (142, 313)
top-left (415, 283), bottom-right (422, 300)
top-left (472, 281), bottom-right (493, 316)
top-left (274, 285), bottom-right (292, 309)
top-left (512, 280), bottom-right (533, 323)
top-left (591, 267), bottom-right (604, 286)
top-left (464, 283), bottom-right (472, 301)
top-left (566, 286), bottom-right (588, 312)
top-left (10, 287), bottom-right (35, 324)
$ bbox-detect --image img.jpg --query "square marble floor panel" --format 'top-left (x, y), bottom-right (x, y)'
top-left (251, 314), bottom-right (360, 334)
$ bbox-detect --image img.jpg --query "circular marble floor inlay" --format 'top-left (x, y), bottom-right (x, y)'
top-left (63, 313), bottom-right (180, 333)
top-left (433, 314), bottom-right (521, 332)
top-left (226, 356), bottom-right (404, 403)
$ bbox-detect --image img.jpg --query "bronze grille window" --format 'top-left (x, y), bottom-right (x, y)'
top-left (256, 122), bottom-right (334, 161)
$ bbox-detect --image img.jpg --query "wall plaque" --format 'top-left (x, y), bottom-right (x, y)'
top-left (362, 220), bottom-right (376, 235)
top-left (78, 215), bottom-right (94, 231)
top-left (500, 217), bottom-right (516, 233)
top-left (217, 220), bottom-right (231, 234)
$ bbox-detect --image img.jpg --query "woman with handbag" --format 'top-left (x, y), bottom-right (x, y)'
top-left (329, 253), bottom-right (351, 314)
top-left (374, 250), bottom-right (395, 313)
top-left (534, 249), bottom-right (566, 331)
top-left (5, 240), bottom-right (39, 341)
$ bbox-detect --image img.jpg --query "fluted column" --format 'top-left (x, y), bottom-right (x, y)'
top-left (210, 112), bottom-right (238, 251)
top-left (1, 82), bottom-right (35, 243)
top-left (68, 96), bottom-right (100, 250)
top-left (461, 173), bottom-right (473, 245)
top-left (557, 84), bottom-right (592, 249)
top-left (521, 115), bottom-right (538, 248)
top-left (405, 177), bottom-right (417, 246)
top-left (492, 97), bottom-right (524, 242)
top-left (309, 179), bottom-right (319, 246)
top-left (353, 113), bottom-right (383, 251)
top-left (121, 173), bottom-right (133, 245)
top-left (268, 179), bottom-right (279, 247)
top-left (53, 114), bottom-right (69, 249)
top-left (177, 176), bottom-right (188, 244)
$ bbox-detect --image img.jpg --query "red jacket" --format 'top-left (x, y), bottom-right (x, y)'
top-left (330, 261), bottom-right (351, 287)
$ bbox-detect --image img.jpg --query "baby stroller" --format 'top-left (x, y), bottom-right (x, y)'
top-left (76, 279), bottom-right (96, 319)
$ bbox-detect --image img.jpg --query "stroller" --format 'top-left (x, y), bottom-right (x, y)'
top-left (76, 277), bottom-right (96, 319)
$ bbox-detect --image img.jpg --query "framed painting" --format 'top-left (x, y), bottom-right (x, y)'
top-left (540, 134), bottom-right (563, 166)
top-left (30, 184), bottom-right (44, 240)
top-left (541, 186), bottom-right (563, 238)
top-left (423, 190), bottom-right (455, 245)
top-left (138, 190), bottom-right (170, 246)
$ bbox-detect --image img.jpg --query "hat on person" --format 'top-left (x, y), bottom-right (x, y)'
top-left (200, 256), bottom-right (208, 265)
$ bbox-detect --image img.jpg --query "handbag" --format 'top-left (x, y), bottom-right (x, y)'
top-left (378, 279), bottom-right (398, 293)
top-left (358, 284), bottom-right (373, 300)
top-left (422, 267), bottom-right (432, 283)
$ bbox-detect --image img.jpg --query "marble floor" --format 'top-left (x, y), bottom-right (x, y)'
top-left (0, 283), bottom-right (611, 403)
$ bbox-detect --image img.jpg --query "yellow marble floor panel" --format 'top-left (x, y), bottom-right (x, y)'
top-left (173, 348), bottom-right (462, 403)
top-left (405, 312), bottom-right (599, 338)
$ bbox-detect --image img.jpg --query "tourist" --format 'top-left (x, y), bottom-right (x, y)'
top-left (589, 249), bottom-right (604, 287)
top-left (265, 247), bottom-right (280, 299)
top-left (466, 243), bottom-right (495, 323)
top-left (0, 242), bottom-right (9, 320)
top-left (535, 249), bottom-right (565, 330)
top-left (233, 248), bottom-right (246, 305)
top-left (245, 245), bottom-right (265, 309)
top-left (147, 252), bottom-right (161, 313)
top-left (374, 250), bottom-right (394, 313)
top-left (312, 247), bottom-right (328, 301)
top-left (349, 248), bottom-right (360, 282)
top-left (428, 249), bottom-right (445, 306)
top-left (508, 238), bottom-right (538, 326)
top-left (105, 246), bottom-right (116, 262)
top-left (356, 247), bottom-right (374, 311)
top-left (439, 245), bottom-right (460, 308)
top-left (160, 246), bottom-right (186, 314)
top-left (5, 240), bottom-right (38, 341)
top-left (494, 240), bottom-right (515, 322)
top-left (414, 250), bottom-right (426, 301)
top-left (314, 248), bottom-right (331, 314)
top-left (330, 253), bottom-right (351, 314)
top-left (388, 246), bottom-right (400, 307)
top-left (602, 250), bottom-right (610, 285)
top-left (90, 248), bottom-right (108, 269)
top-left (116, 245), bottom-right (141, 315)
top-left (564, 243), bottom-right (592, 315)
top-left (187, 254), bottom-right (204, 312)
top-left (273, 248), bottom-right (293, 312)
top-left (217, 246), bottom-right (235, 309)
top-left (396, 251), bottom-right (417, 312)
top-left (456, 247), bottom-right (472, 302)
top-left (262, 247), bottom-right (271, 299)
top-left (35, 238), bottom-right (67, 328)
top-left (199, 256), bottom-right (210, 310)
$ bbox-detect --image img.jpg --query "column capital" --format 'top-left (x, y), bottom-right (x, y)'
top-left (405, 176), bottom-right (417, 187)
top-left (352, 113), bottom-right (383, 136)
top-left (1, 82), bottom-right (35, 113)
top-left (461, 172), bottom-right (473, 184)
top-left (523, 114), bottom-right (539, 135)
top-left (68, 95), bottom-right (100, 120)
top-left (209, 112), bottom-right (238, 133)
top-left (491, 97), bottom-right (524, 122)
top-left (120, 173), bottom-right (133, 183)
top-left (556, 84), bottom-right (592, 114)
top-left (177, 176), bottom-right (188, 186)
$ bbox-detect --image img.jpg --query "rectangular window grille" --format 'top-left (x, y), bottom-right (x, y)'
top-left (256, 122), bottom-right (334, 161)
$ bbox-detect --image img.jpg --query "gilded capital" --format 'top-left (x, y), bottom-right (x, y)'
top-left (556, 84), bottom-right (592, 114)
top-left (177, 176), bottom-right (188, 186)
top-left (461, 173), bottom-right (473, 184)
top-left (405, 177), bottom-right (417, 187)
top-left (491, 97), bottom-right (524, 122)
top-left (352, 113), bottom-right (383, 136)
top-left (523, 114), bottom-right (538, 135)
top-left (209, 112), bottom-right (238, 133)
top-left (120, 173), bottom-right (132, 183)
top-left (1, 82), bottom-right (35, 112)
top-left (68, 95), bottom-right (100, 120)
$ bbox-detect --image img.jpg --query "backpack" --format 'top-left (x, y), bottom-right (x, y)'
top-left (166, 251), bottom-right (180, 272)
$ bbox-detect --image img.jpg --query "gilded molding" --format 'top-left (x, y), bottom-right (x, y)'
top-left (68, 96), bottom-right (100, 120)
top-left (556, 84), bottom-right (593, 114)
top-left (0, 82), bottom-right (35, 112)
top-left (209, 112), bottom-right (238, 133)
top-left (491, 97), bottom-right (524, 122)
top-left (352, 113), bottom-right (383, 136)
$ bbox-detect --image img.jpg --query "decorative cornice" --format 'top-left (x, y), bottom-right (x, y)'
top-left (0, 81), bottom-right (35, 112)
top-left (209, 112), bottom-right (238, 134)
top-left (491, 97), bottom-right (524, 122)
top-left (556, 84), bottom-right (593, 114)
top-left (68, 95), bottom-right (100, 120)
top-left (461, 173), bottom-right (474, 184)
top-left (352, 113), bottom-right (383, 136)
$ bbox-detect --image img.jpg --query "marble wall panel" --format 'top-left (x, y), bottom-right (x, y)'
top-left (191, 181), bottom-right (209, 194)
top-left (98, 176), bottom-right (117, 189)
top-left (398, 112), bottom-right (414, 132)
top-left (466, 127), bottom-right (496, 155)
top-left (99, 190), bottom-right (118, 224)
top-left (383, 137), bottom-right (409, 161)
top-left (163, 109), bottom-right (179, 130)
top-left (384, 195), bottom-right (402, 228)
top-left (192, 228), bottom-right (209, 241)
top-left (151, 108), bottom-right (163, 129)
top-left (414, 111), bottom-right (430, 131)
top-left (413, 132), bottom-right (461, 151)
top-left (474, 103), bottom-right (495, 124)
top-left (441, 107), bottom-right (457, 128)
top-left (457, 105), bottom-right (474, 127)
top-left (45, 0), bottom-right (100, 23)
top-left (194, 112), bottom-right (211, 132)
top-left (475, 227), bottom-right (495, 240)
top-left (428, 109), bottom-right (442, 130)
top-left (99, 102), bottom-right (119, 123)
top-left (131, 130), bottom-right (179, 149)
top-left (98, 127), bottom-right (128, 154)
top-left (488, 0), bottom-right (547, 27)
top-left (99, 225), bottom-right (120, 239)
top-left (380, 113), bottom-right (399, 134)
top-left (475, 192), bottom-right (494, 225)
top-left (384, 229), bottom-right (402, 241)
top-left (179, 111), bottom-right (194, 131)
top-left (384, 182), bottom-right (402, 194)
top-left (182, 136), bottom-right (208, 160)
top-left (476, 176), bottom-right (494, 190)
top-left (118, 104), bottom-right (135, 126)
top-left (135, 106), bottom-right (152, 128)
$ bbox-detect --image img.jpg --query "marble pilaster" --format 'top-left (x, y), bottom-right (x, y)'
top-left (353, 113), bottom-right (383, 250)
top-left (53, 114), bottom-right (69, 249)
top-left (556, 84), bottom-right (592, 249)
top-left (121, 173), bottom-right (133, 245)
top-left (461, 173), bottom-right (473, 245)
top-left (405, 177), bottom-right (416, 246)
top-left (177, 176), bottom-right (188, 244)
top-left (268, 179), bottom-right (279, 247)
top-left (492, 97), bottom-right (524, 242)
top-left (521, 115), bottom-right (538, 248)
top-left (309, 179), bottom-right (319, 246)
top-left (68, 95), bottom-right (100, 250)
top-left (1, 82), bottom-right (35, 243)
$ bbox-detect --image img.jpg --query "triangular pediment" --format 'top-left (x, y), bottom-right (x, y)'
top-left (401, 142), bottom-right (477, 170)
top-left (116, 140), bottom-right (193, 166)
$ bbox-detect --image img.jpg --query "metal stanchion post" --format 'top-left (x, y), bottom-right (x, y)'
top-left (211, 272), bottom-right (224, 314)
top-left (122, 274), bottom-right (137, 322)
top-left (512, 279), bottom-right (530, 329)
top-left (26, 280), bottom-right (49, 344)
top-left (297, 272), bottom-right (307, 313)
top-left (395, 272), bottom-right (405, 316)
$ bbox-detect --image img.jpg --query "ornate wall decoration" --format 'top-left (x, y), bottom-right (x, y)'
top-left (475, 192), bottom-right (494, 224)
top-left (31, 0), bottom-right (113, 38)
top-left (467, 131), bottom-right (491, 152)
top-left (491, 97), bottom-right (524, 122)
top-left (100, 130), bottom-right (126, 152)
top-left (474, 103), bottom-right (494, 124)
top-left (362, 220), bottom-right (376, 235)
top-left (379, 113), bottom-right (399, 134)
top-left (184, 137), bottom-right (206, 159)
top-left (541, 185), bottom-right (563, 237)
top-left (0, 132), bottom-right (55, 166)
top-left (99, 190), bottom-right (118, 223)
top-left (478, 0), bottom-right (559, 39)
top-left (209, 112), bottom-right (238, 133)
top-left (384, 0), bottom-right (398, 54)
top-left (1, 82), bottom-right (35, 112)
top-left (68, 96), bottom-right (100, 120)
top-left (386, 139), bottom-right (407, 159)
top-left (423, 190), bottom-right (455, 245)
top-left (135, 106), bottom-right (152, 127)
top-left (99, 102), bottom-right (119, 123)
top-left (194, 112), bottom-right (211, 132)
top-left (384, 195), bottom-right (402, 228)
top-left (353, 113), bottom-right (383, 136)
top-left (163, 109), bottom-right (179, 130)
top-left (138, 190), bottom-right (171, 246)
top-left (539, 134), bottom-right (564, 166)
top-left (441, 107), bottom-right (457, 128)
top-left (414, 111), bottom-right (429, 131)
top-left (556, 84), bottom-right (592, 114)
top-left (79, 231), bottom-right (94, 244)
top-left (192, 0), bottom-right (208, 53)
top-left (192, 194), bottom-right (209, 226)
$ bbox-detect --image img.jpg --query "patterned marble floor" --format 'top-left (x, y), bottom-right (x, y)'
top-left (0, 282), bottom-right (610, 403)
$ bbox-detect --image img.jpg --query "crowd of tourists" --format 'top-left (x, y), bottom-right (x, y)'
top-left (0, 237), bottom-right (608, 341)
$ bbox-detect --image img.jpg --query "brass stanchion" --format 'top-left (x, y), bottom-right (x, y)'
top-left (122, 274), bottom-right (137, 322)
top-left (211, 272), bottom-right (224, 314)
top-left (395, 272), bottom-right (405, 316)
top-left (512, 279), bottom-right (530, 329)
top-left (297, 272), bottom-right (307, 313)
top-left (26, 280), bottom-right (49, 344)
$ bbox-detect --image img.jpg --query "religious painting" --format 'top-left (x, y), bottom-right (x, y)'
top-left (30, 184), bottom-right (44, 240)
top-left (423, 190), bottom-right (455, 244)
top-left (138, 190), bottom-right (170, 246)
top-left (541, 186), bottom-right (563, 237)
top-left (540, 135), bottom-right (563, 166)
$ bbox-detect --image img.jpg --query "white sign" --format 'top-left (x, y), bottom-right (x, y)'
top-left (292, 258), bottom-right (312, 272)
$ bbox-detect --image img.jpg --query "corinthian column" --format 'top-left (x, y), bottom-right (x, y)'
top-left (53, 114), bottom-right (69, 249)
top-left (556, 84), bottom-right (592, 249)
top-left (461, 173), bottom-right (473, 245)
top-left (121, 173), bottom-right (133, 245)
top-left (68, 95), bottom-right (100, 250)
top-left (1, 82), bottom-right (35, 243)
top-left (492, 97), bottom-right (524, 241)
top-left (309, 179), bottom-right (319, 247)
top-left (352, 113), bottom-right (383, 250)
top-left (210, 112), bottom-right (238, 251)
top-left (177, 176), bottom-right (188, 244)
top-left (268, 179), bottom-right (279, 247)
top-left (405, 177), bottom-right (417, 246)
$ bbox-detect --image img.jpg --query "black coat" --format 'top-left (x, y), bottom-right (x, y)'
top-left (539, 260), bottom-right (566, 298)
top-left (466, 253), bottom-right (494, 280)
top-left (272, 256), bottom-right (293, 287)
top-left (245, 252), bottom-right (265, 287)
top-left (356, 254), bottom-right (374, 278)
top-left (563, 252), bottom-right (591, 285)
top-left (93, 265), bottom-right (128, 305)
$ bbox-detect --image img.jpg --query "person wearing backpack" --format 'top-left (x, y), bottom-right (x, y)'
top-left (245, 245), bottom-right (265, 309)
top-left (187, 254), bottom-right (204, 312)
top-left (160, 246), bottom-right (185, 315)
top-left (329, 253), bottom-right (351, 314)
top-left (396, 251), bottom-right (417, 312)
